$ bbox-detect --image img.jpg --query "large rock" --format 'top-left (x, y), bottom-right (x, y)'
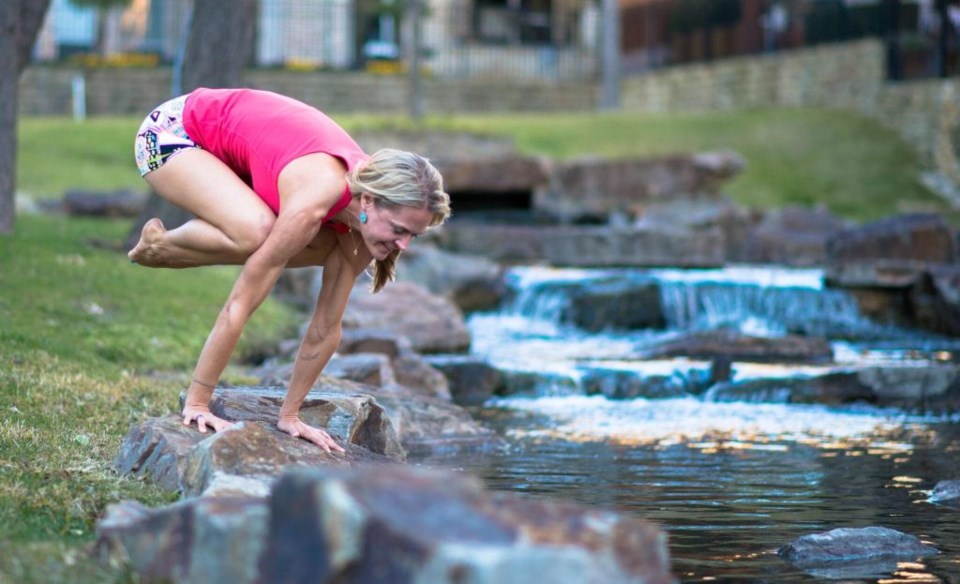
top-left (342, 281), bottom-right (472, 354)
top-left (544, 151), bottom-right (745, 221)
top-left (97, 465), bottom-right (677, 584)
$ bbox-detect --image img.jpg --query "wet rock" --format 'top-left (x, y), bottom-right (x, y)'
top-left (371, 388), bottom-right (507, 456)
top-left (705, 372), bottom-right (875, 405)
top-left (639, 330), bottom-right (835, 364)
top-left (856, 364), bottom-right (960, 404)
top-left (581, 368), bottom-right (697, 399)
top-left (561, 278), bottom-right (665, 332)
top-left (342, 281), bottom-right (471, 354)
top-left (929, 480), bottom-right (960, 504)
top-left (912, 264), bottom-right (960, 336)
top-left (777, 526), bottom-right (938, 568)
top-left (97, 464), bottom-right (676, 584)
top-left (424, 354), bottom-right (504, 407)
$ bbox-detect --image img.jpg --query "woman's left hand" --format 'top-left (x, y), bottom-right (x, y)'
top-left (277, 415), bottom-right (345, 453)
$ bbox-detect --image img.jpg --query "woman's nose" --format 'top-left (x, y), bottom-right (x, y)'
top-left (395, 234), bottom-right (412, 250)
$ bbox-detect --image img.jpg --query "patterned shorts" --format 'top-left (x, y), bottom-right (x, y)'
top-left (134, 95), bottom-right (199, 176)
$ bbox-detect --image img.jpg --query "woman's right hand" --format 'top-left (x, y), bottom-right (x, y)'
top-left (182, 405), bottom-right (236, 434)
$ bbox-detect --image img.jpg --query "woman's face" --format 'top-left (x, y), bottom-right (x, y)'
top-left (360, 197), bottom-right (433, 260)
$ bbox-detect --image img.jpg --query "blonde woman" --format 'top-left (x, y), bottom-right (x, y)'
top-left (130, 88), bottom-right (450, 452)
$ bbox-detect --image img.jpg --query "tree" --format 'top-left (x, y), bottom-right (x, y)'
top-left (125, 0), bottom-right (259, 249)
top-left (67, 0), bottom-right (133, 58)
top-left (0, 0), bottom-right (52, 235)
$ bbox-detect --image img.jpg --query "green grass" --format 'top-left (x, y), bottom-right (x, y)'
top-left (0, 215), bottom-right (299, 583)
top-left (4, 107), bottom-right (949, 581)
top-left (18, 109), bottom-right (948, 223)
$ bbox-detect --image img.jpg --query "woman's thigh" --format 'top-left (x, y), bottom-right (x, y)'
top-left (145, 148), bottom-right (276, 241)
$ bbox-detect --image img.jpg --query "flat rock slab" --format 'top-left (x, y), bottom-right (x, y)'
top-left (98, 464), bottom-right (676, 584)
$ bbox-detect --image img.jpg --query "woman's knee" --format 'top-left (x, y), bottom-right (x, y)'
top-left (229, 212), bottom-right (275, 254)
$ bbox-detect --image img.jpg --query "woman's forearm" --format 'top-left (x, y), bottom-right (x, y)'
top-left (184, 306), bottom-right (247, 406)
top-left (279, 326), bottom-right (342, 417)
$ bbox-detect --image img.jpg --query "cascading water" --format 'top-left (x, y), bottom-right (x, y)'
top-left (446, 265), bottom-right (960, 583)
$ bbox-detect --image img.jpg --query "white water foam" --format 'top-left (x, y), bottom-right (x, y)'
top-left (490, 395), bottom-right (941, 448)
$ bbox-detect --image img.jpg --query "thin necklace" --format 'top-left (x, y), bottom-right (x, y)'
top-left (348, 224), bottom-right (360, 255)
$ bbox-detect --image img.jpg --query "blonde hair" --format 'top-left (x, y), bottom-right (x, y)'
top-left (346, 148), bottom-right (451, 292)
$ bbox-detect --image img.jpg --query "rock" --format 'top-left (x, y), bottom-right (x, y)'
top-left (203, 386), bottom-right (405, 461)
top-left (369, 388), bottom-right (507, 456)
top-left (639, 330), bottom-right (835, 364)
top-left (581, 368), bottom-right (695, 399)
top-left (96, 496), bottom-right (270, 584)
top-left (705, 372), bottom-right (875, 405)
top-left (435, 155), bottom-right (552, 196)
top-left (546, 151), bottom-right (745, 222)
top-left (337, 329), bottom-right (451, 400)
top-left (97, 464), bottom-right (676, 584)
top-left (424, 354), bottom-right (504, 407)
top-left (561, 277), bottom-right (665, 332)
top-left (929, 480), bottom-right (960, 504)
top-left (116, 411), bottom-right (400, 498)
top-left (826, 213), bottom-right (957, 265)
top-left (342, 281), bottom-right (472, 354)
top-left (179, 420), bottom-right (395, 498)
top-left (856, 364), bottom-right (959, 404)
top-left (255, 356), bottom-right (502, 456)
top-left (396, 244), bottom-right (507, 313)
top-left (741, 205), bottom-right (848, 266)
top-left (778, 526), bottom-right (938, 566)
top-left (63, 188), bottom-right (146, 218)
top-left (259, 466), bottom-right (675, 584)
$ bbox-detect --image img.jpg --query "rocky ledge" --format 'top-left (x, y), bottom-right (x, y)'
top-left (98, 379), bottom-right (677, 583)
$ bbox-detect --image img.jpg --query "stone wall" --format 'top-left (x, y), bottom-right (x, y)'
top-left (17, 66), bottom-right (597, 117)
top-left (620, 39), bottom-right (960, 187)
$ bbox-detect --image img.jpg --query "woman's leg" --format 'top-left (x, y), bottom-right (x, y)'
top-left (129, 148), bottom-right (276, 268)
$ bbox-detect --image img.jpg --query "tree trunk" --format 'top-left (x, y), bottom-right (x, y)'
top-left (0, 0), bottom-right (51, 235)
top-left (181, 0), bottom-right (258, 92)
top-left (127, 0), bottom-right (259, 247)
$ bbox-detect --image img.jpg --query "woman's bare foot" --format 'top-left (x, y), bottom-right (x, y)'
top-left (128, 218), bottom-right (167, 266)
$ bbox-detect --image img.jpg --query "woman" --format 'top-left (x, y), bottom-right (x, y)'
top-left (129, 87), bottom-right (450, 453)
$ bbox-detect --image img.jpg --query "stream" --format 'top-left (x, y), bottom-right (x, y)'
top-left (424, 266), bottom-right (960, 583)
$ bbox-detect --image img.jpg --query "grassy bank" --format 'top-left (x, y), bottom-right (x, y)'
top-left (0, 215), bottom-right (299, 583)
top-left (2, 108), bottom-right (947, 581)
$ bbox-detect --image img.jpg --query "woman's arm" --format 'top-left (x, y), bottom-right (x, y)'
top-left (275, 243), bottom-right (365, 452)
top-left (182, 191), bottom-right (333, 432)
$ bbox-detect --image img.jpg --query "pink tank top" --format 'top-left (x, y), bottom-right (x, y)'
top-left (182, 88), bottom-right (369, 231)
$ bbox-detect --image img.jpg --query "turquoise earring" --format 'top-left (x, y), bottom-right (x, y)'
top-left (359, 211), bottom-right (368, 224)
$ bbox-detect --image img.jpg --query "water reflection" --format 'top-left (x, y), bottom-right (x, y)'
top-left (419, 402), bottom-right (960, 582)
